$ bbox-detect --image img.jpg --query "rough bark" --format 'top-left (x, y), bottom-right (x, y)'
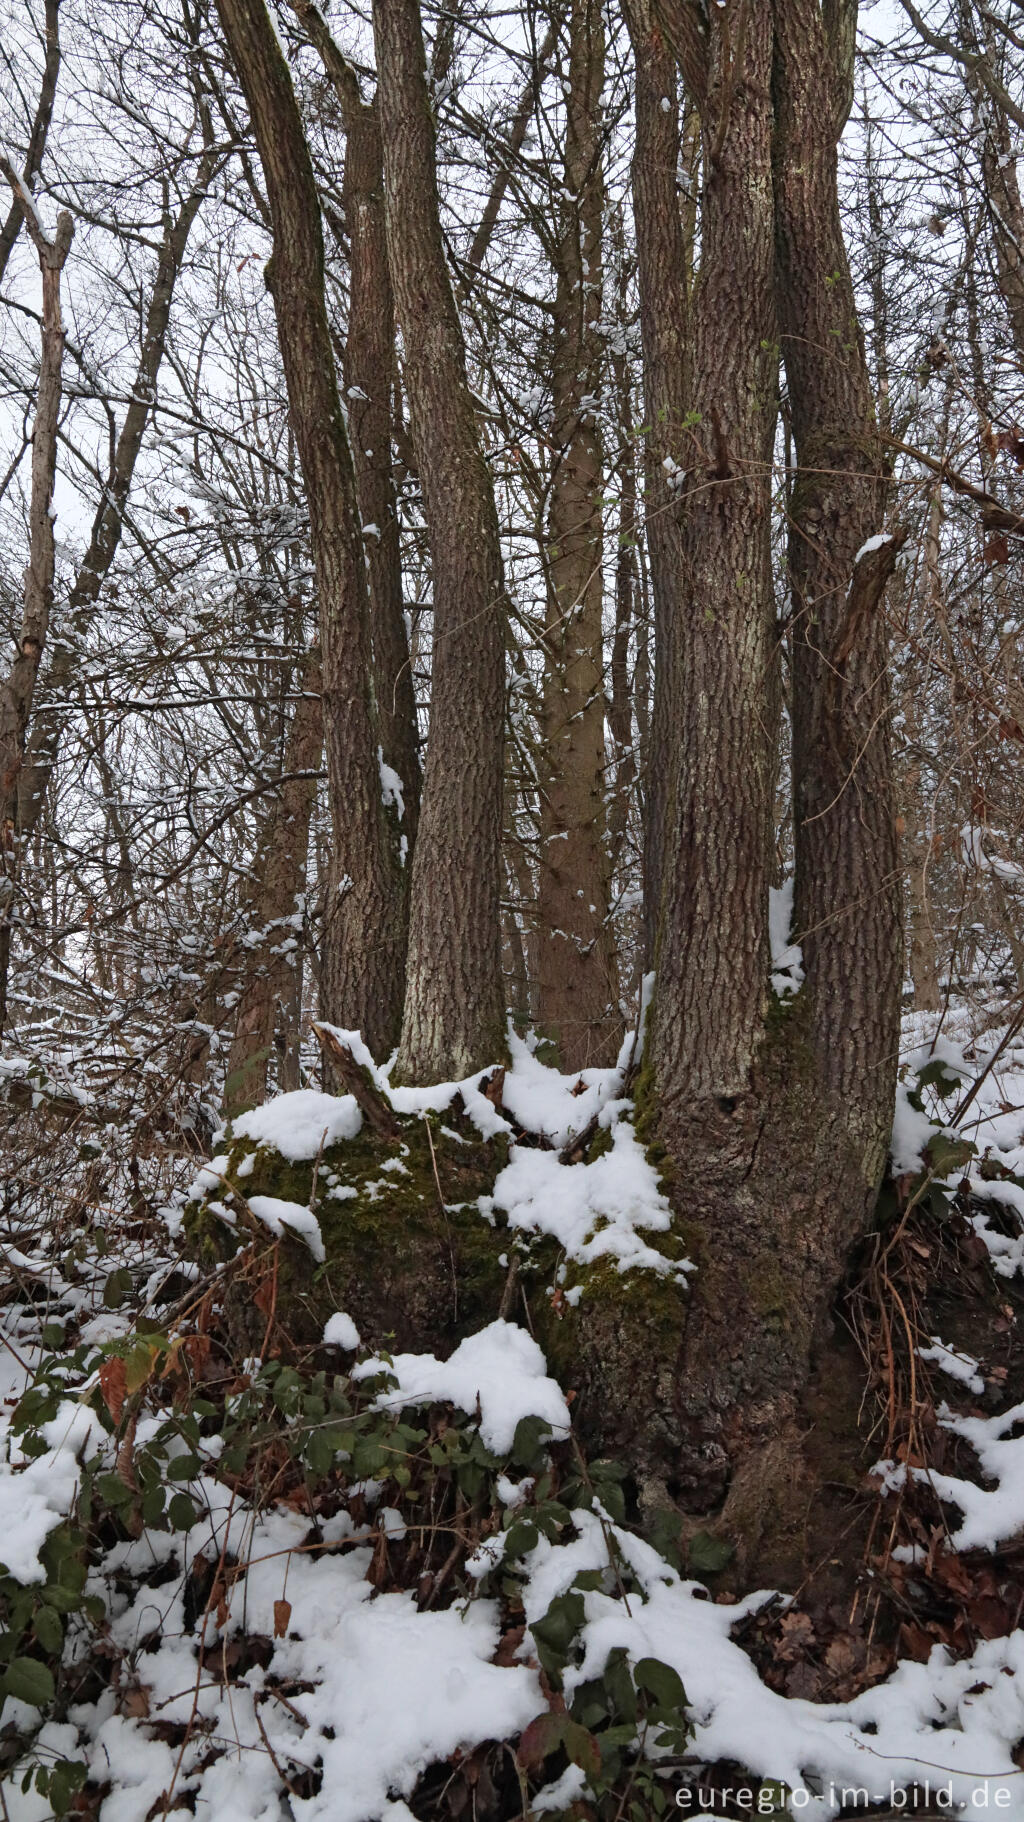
top-left (289, 0), bottom-right (420, 858)
top-left (224, 647), bottom-right (323, 1116)
top-left (374, 0), bottom-right (508, 1082)
top-left (622, 0), bottom-right (690, 966)
top-left (650, 2), bottom-right (778, 1121)
top-left (774, 0), bottom-right (903, 1180)
top-left (608, 217), bottom-right (637, 886)
top-left (535, 0), bottom-right (620, 1070)
top-left (0, 171), bottom-right (73, 1032)
top-left (215, 0), bottom-right (405, 1061)
top-left (640, 0), bottom-right (903, 1580)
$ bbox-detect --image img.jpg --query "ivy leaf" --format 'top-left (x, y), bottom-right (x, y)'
top-left (3, 1656), bottom-right (55, 1707)
top-left (516, 1711), bottom-right (599, 1779)
top-left (103, 1268), bottom-right (133, 1311)
top-left (32, 1607), bottom-right (63, 1655)
top-left (633, 1655), bottom-right (686, 1712)
top-left (688, 1529), bottom-right (734, 1575)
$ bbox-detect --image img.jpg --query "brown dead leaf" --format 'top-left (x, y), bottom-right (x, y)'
top-left (494, 1625), bottom-right (525, 1667)
top-left (99, 1356), bottom-right (127, 1426)
top-left (775, 1610), bottom-right (815, 1661)
top-left (273, 1598), bottom-right (292, 1639)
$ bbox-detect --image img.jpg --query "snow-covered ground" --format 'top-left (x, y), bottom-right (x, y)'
top-left (6, 1004), bottom-right (1024, 1819)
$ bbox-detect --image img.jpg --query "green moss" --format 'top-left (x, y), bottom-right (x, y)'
top-left (184, 1100), bottom-right (559, 1354)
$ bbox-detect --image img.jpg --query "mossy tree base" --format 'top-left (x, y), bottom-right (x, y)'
top-left (184, 1063), bottom-right (692, 1508)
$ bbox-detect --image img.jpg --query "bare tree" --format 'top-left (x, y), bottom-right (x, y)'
top-left (0, 160), bottom-right (73, 1029)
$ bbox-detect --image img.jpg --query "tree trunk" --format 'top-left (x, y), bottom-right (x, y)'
top-left (374, 0), bottom-right (508, 1082)
top-left (623, 0), bottom-right (690, 967)
top-left (0, 173), bottom-right (73, 1033)
top-left (289, 0), bottom-right (420, 857)
top-left (774, 0), bottom-right (903, 1185)
top-left (638, 0), bottom-right (903, 1581)
top-left (535, 0), bottom-right (620, 1071)
top-left (224, 647), bottom-right (323, 1116)
top-left (215, 0), bottom-right (405, 1061)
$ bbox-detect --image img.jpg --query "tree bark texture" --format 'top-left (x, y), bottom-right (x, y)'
top-left (215, 0), bottom-right (406, 1062)
top-left (774, 0), bottom-right (903, 1186)
top-left (535, 0), bottom-right (621, 1070)
top-left (622, 0), bottom-right (690, 968)
top-left (650, 1), bottom-right (778, 1121)
top-left (374, 0), bottom-right (508, 1082)
top-left (289, 0), bottom-right (420, 858)
top-left (637, 1), bottom-right (904, 1575)
top-left (224, 646), bottom-right (323, 1115)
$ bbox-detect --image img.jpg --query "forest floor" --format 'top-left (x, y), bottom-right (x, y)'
top-left (4, 991), bottom-right (1024, 1820)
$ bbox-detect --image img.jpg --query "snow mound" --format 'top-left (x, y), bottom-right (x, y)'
top-left (227, 1088), bottom-right (363, 1159)
top-left (353, 1318), bottom-right (570, 1453)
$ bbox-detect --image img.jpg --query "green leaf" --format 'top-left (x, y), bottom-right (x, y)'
top-left (32, 1607), bottom-right (63, 1655)
top-left (531, 1590), bottom-right (584, 1659)
top-left (562, 1719), bottom-right (601, 1779)
top-left (103, 1268), bottom-right (133, 1311)
top-left (166, 1453), bottom-right (202, 1480)
top-left (688, 1529), bottom-right (734, 1575)
top-left (47, 1759), bottom-right (87, 1818)
top-left (916, 1059), bottom-right (964, 1097)
top-left (141, 1485), bottom-right (166, 1525)
top-left (95, 1471), bottom-right (133, 1507)
top-left (633, 1656), bottom-right (686, 1712)
top-left (168, 1493), bottom-right (198, 1530)
top-left (3, 1656), bottom-right (55, 1707)
top-left (510, 1412), bottom-right (551, 1469)
top-left (502, 1519), bottom-right (538, 1559)
top-left (305, 1431), bottom-right (334, 1477)
top-left (925, 1132), bottom-right (976, 1178)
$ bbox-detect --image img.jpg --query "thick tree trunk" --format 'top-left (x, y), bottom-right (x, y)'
top-left (643, 2), bottom-right (781, 1538)
top-left (224, 647), bottom-right (323, 1116)
top-left (774, 0), bottom-right (903, 1185)
top-left (535, 0), bottom-right (620, 1070)
top-left (622, 0), bottom-right (690, 967)
top-left (650, 4), bottom-right (778, 1125)
top-left (374, 0), bottom-right (508, 1082)
top-left (215, 0), bottom-right (405, 1061)
top-left (0, 175), bottom-right (73, 1033)
top-left (636, 1), bottom-right (903, 1580)
top-left (608, 223), bottom-right (637, 888)
top-left (290, 0), bottom-right (420, 856)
